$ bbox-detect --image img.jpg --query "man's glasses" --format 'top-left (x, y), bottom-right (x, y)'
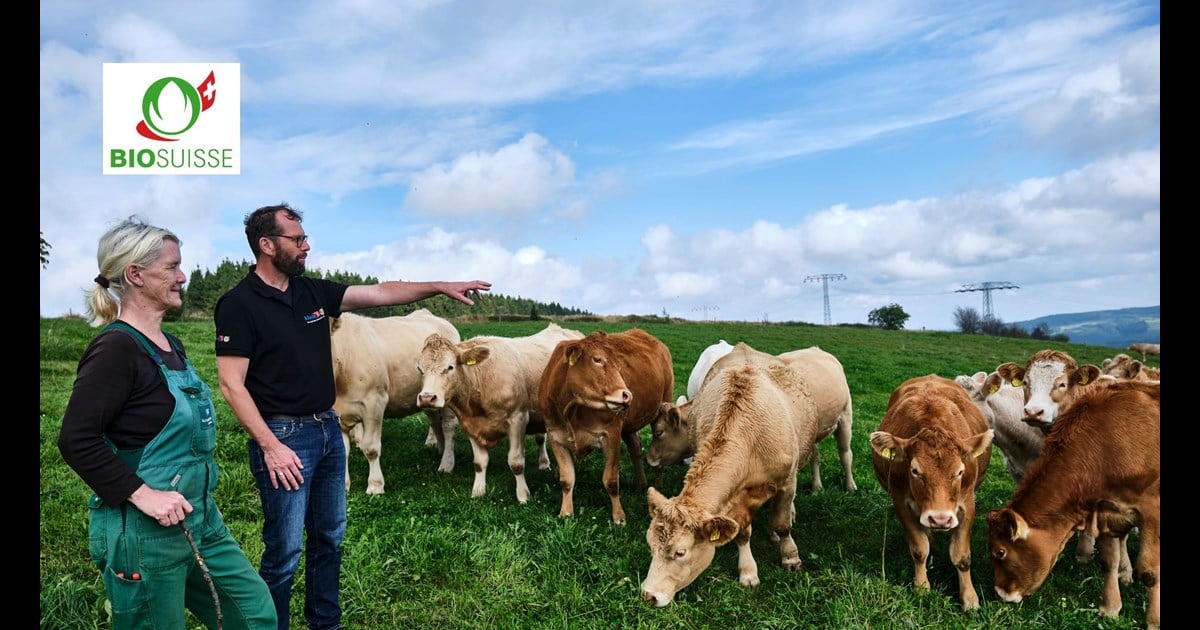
top-left (269, 233), bottom-right (309, 246)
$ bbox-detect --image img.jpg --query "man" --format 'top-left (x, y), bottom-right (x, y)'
top-left (215, 203), bottom-right (490, 630)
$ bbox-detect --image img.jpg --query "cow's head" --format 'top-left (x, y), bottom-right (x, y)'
top-left (558, 331), bottom-right (633, 411)
top-left (640, 486), bottom-right (738, 607)
top-left (995, 351), bottom-right (1100, 433)
top-left (416, 333), bottom-right (490, 409)
top-left (986, 507), bottom-right (1068, 602)
top-left (870, 427), bottom-right (993, 530)
top-left (645, 398), bottom-right (693, 470)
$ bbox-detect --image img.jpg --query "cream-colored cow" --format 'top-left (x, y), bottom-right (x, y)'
top-left (330, 310), bottom-right (460, 495)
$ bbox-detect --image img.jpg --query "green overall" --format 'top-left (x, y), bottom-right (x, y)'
top-left (87, 322), bottom-right (276, 630)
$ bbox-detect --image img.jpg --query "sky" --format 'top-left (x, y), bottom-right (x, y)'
top-left (39, 1), bottom-right (1160, 331)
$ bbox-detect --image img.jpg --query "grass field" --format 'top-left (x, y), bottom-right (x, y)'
top-left (39, 316), bottom-right (1159, 629)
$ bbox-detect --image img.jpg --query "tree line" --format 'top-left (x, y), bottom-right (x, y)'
top-left (173, 258), bottom-right (591, 322)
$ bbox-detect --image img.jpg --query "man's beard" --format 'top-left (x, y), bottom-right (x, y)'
top-left (273, 249), bottom-right (306, 276)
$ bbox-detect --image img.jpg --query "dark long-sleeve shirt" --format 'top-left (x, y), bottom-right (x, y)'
top-left (57, 328), bottom-right (186, 505)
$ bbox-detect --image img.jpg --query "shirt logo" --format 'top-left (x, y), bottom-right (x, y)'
top-left (303, 308), bottom-right (326, 324)
top-left (216, 334), bottom-right (230, 343)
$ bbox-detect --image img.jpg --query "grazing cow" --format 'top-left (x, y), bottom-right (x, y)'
top-left (538, 328), bottom-right (674, 525)
top-left (954, 371), bottom-right (1041, 483)
top-left (995, 350), bottom-right (1102, 433)
top-left (987, 379), bottom-right (1160, 629)
top-left (995, 351), bottom-right (1133, 577)
top-left (330, 310), bottom-right (461, 495)
top-left (1127, 342), bottom-right (1160, 362)
top-left (1101, 354), bottom-right (1160, 382)
top-left (415, 323), bottom-right (584, 503)
top-left (648, 346), bottom-right (857, 494)
top-left (686, 340), bottom-right (734, 400)
top-left (869, 374), bottom-right (993, 611)
top-left (641, 343), bottom-right (818, 607)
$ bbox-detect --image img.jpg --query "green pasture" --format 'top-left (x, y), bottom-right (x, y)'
top-left (40, 316), bottom-right (1159, 629)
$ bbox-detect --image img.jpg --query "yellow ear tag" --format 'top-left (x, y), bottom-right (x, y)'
top-left (709, 531), bottom-right (720, 541)
top-left (881, 447), bottom-right (893, 460)
top-left (1078, 375), bottom-right (1089, 385)
top-left (1011, 378), bottom-right (1022, 387)
top-left (465, 358), bottom-right (476, 366)
top-left (567, 355), bottom-right (576, 366)
top-left (988, 384), bottom-right (999, 394)
top-left (972, 446), bottom-right (985, 458)
top-left (1012, 520), bottom-right (1026, 541)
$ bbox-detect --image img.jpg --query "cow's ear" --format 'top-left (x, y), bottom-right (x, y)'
top-left (699, 515), bottom-right (739, 546)
top-left (461, 346), bottom-right (490, 366)
top-left (966, 429), bottom-right (994, 460)
top-left (564, 343), bottom-right (582, 366)
top-left (1129, 361), bottom-right (1144, 377)
top-left (1003, 509), bottom-right (1029, 541)
top-left (996, 362), bottom-right (1024, 387)
top-left (869, 431), bottom-right (905, 462)
top-left (1075, 364), bottom-right (1101, 386)
top-left (983, 372), bottom-right (1004, 396)
top-left (647, 487), bottom-right (669, 517)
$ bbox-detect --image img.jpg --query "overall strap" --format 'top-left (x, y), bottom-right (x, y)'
top-left (102, 321), bottom-right (185, 367)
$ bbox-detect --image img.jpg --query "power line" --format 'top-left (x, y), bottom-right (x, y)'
top-left (805, 274), bottom-right (846, 325)
top-left (955, 281), bottom-right (1019, 320)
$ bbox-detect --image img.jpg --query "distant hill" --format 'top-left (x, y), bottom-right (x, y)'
top-left (1009, 305), bottom-right (1159, 349)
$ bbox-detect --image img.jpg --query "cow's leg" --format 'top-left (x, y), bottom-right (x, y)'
top-left (425, 408), bottom-right (457, 473)
top-left (1075, 532), bottom-right (1096, 563)
top-left (1138, 511), bottom-right (1160, 630)
top-left (949, 498), bottom-right (980, 611)
top-left (766, 485), bottom-right (801, 572)
top-left (893, 498), bottom-right (931, 591)
top-left (338, 417), bottom-right (357, 493)
top-left (604, 430), bottom-right (627, 524)
top-left (732, 517), bottom-right (759, 587)
top-left (808, 444), bottom-right (823, 494)
top-left (359, 399), bottom-right (387, 495)
top-left (622, 430), bottom-right (648, 491)
top-left (834, 409), bottom-right (857, 492)
top-left (534, 433), bottom-right (551, 470)
top-left (1117, 531), bottom-right (1133, 585)
top-left (547, 437), bottom-right (577, 518)
top-left (506, 412), bottom-right (532, 504)
top-left (468, 435), bottom-right (490, 498)
top-left (1095, 535), bottom-right (1123, 620)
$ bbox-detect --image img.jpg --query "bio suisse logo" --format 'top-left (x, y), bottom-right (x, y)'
top-left (102, 63), bottom-right (241, 175)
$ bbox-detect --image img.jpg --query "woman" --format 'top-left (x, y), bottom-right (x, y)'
top-left (58, 216), bottom-right (276, 630)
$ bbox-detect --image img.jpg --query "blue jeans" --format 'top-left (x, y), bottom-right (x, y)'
top-left (249, 410), bottom-right (347, 630)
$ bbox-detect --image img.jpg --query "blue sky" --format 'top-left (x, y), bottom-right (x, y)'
top-left (40, 1), bottom-right (1160, 330)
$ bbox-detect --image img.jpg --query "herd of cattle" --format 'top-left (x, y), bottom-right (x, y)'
top-left (328, 310), bottom-right (1160, 628)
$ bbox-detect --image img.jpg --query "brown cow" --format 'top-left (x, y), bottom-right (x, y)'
top-left (995, 350), bottom-right (1102, 433)
top-left (995, 350), bottom-right (1128, 574)
top-left (415, 323), bottom-right (584, 503)
top-left (330, 310), bottom-right (460, 495)
top-left (641, 343), bottom-right (818, 606)
top-left (987, 379), bottom-right (1160, 629)
top-left (647, 346), bottom-right (856, 494)
top-left (869, 374), bottom-right (993, 611)
top-left (538, 328), bottom-right (674, 525)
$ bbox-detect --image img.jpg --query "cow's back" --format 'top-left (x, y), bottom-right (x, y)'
top-left (777, 347), bottom-right (850, 430)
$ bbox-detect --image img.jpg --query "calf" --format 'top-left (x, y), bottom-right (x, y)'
top-left (995, 350), bottom-right (1102, 433)
top-left (539, 328), bottom-right (674, 524)
top-left (416, 323), bottom-right (584, 503)
top-left (641, 343), bottom-right (817, 606)
top-left (648, 346), bottom-right (856, 494)
top-left (869, 374), bottom-right (993, 611)
top-left (987, 379), bottom-right (1159, 629)
top-left (1101, 353), bottom-right (1160, 382)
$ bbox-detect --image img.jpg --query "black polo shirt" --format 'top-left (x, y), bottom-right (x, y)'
top-left (214, 265), bottom-right (349, 416)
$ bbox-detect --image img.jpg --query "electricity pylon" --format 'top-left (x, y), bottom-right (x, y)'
top-left (955, 281), bottom-right (1019, 320)
top-left (805, 274), bottom-right (846, 325)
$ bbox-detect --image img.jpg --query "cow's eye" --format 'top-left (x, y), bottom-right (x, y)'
top-left (416, 365), bottom-right (424, 374)
top-left (673, 548), bottom-right (687, 560)
top-left (954, 469), bottom-right (963, 479)
top-left (910, 467), bottom-right (919, 478)
top-left (592, 356), bottom-right (603, 365)
top-left (993, 547), bottom-right (1006, 560)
